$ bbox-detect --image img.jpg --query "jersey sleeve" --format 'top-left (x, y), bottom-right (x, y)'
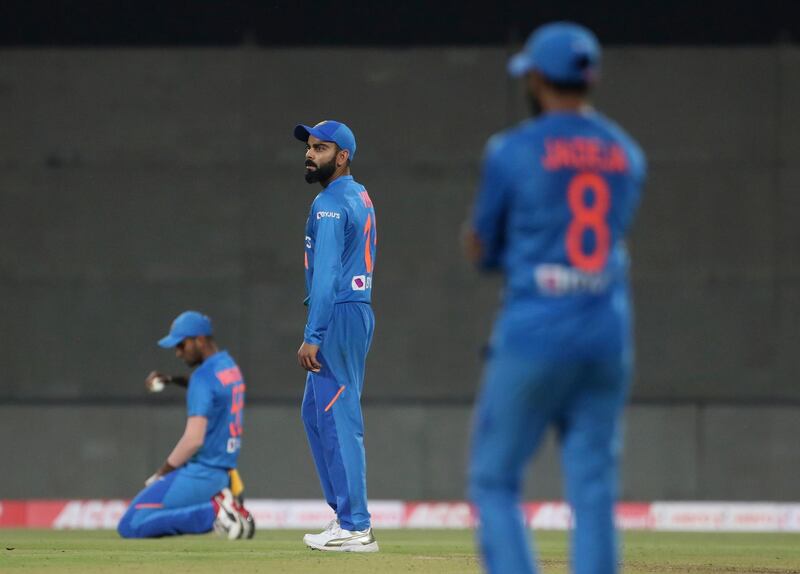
top-left (629, 141), bottom-right (647, 186)
top-left (186, 371), bottom-right (214, 418)
top-left (472, 134), bottom-right (512, 271)
top-left (305, 195), bottom-right (346, 345)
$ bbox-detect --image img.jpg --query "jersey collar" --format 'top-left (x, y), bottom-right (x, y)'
top-left (325, 174), bottom-right (353, 189)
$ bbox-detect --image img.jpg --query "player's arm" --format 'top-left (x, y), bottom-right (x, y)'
top-left (145, 375), bottom-right (212, 486)
top-left (298, 199), bottom-right (346, 372)
top-left (165, 416), bottom-right (207, 467)
top-left (168, 376), bottom-right (189, 388)
top-left (464, 135), bottom-right (511, 271)
top-left (145, 370), bottom-right (189, 393)
top-left (146, 416), bottom-right (207, 485)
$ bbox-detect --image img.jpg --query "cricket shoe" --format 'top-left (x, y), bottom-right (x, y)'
top-left (302, 518), bottom-right (338, 547)
top-left (304, 522), bottom-right (379, 553)
top-left (212, 488), bottom-right (244, 540)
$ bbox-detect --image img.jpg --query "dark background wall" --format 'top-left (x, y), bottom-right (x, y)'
top-left (1, 2), bottom-right (799, 501)
top-left (1, 0), bottom-right (797, 45)
top-left (2, 47), bottom-right (798, 404)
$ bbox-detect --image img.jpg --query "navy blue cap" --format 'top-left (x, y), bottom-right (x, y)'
top-left (158, 311), bottom-right (213, 348)
top-left (508, 22), bottom-right (600, 84)
top-left (294, 120), bottom-right (357, 161)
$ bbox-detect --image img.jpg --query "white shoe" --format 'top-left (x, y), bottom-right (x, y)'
top-left (302, 518), bottom-right (338, 547)
top-left (213, 488), bottom-right (244, 540)
top-left (304, 523), bottom-right (379, 553)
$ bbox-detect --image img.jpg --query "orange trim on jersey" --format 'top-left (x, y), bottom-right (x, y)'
top-left (363, 215), bottom-right (373, 273)
top-left (304, 251), bottom-right (309, 270)
top-left (135, 503), bottom-right (164, 509)
top-left (324, 386), bottom-right (345, 412)
top-left (360, 190), bottom-right (374, 208)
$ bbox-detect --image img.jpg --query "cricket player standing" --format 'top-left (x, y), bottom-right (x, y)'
top-left (294, 120), bottom-right (378, 552)
top-left (118, 311), bottom-right (254, 539)
top-left (464, 23), bottom-right (646, 574)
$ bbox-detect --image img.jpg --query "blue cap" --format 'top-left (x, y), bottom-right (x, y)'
top-left (157, 311), bottom-right (213, 348)
top-left (508, 22), bottom-right (600, 84)
top-left (294, 120), bottom-right (357, 161)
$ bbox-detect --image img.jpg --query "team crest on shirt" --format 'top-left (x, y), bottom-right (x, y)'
top-left (351, 275), bottom-right (372, 291)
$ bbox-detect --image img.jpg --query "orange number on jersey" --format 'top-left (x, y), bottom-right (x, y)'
top-left (363, 214), bottom-right (376, 273)
top-left (565, 173), bottom-right (611, 272)
top-left (229, 382), bottom-right (245, 438)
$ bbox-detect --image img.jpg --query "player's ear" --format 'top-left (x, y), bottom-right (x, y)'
top-left (337, 149), bottom-right (350, 167)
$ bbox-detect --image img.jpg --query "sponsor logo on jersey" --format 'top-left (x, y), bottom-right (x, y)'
top-left (317, 211), bottom-right (341, 220)
top-left (305, 236), bottom-right (312, 248)
top-left (351, 275), bottom-right (372, 291)
top-left (535, 264), bottom-right (610, 296)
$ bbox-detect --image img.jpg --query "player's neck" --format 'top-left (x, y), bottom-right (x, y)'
top-left (320, 167), bottom-right (351, 188)
top-left (543, 95), bottom-right (592, 114)
top-left (199, 343), bottom-right (219, 361)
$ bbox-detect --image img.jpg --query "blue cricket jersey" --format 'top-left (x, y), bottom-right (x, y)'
top-left (186, 350), bottom-right (245, 469)
top-left (473, 110), bottom-right (646, 359)
top-left (303, 174), bottom-right (377, 345)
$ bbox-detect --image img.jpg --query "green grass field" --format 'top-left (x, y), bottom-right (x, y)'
top-left (1, 529), bottom-right (799, 573)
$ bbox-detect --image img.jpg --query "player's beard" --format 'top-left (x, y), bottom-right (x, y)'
top-left (305, 157), bottom-right (337, 184)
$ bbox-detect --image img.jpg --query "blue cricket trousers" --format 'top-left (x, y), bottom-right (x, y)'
top-left (469, 348), bottom-right (631, 574)
top-left (301, 302), bottom-right (374, 532)
top-left (117, 462), bottom-right (229, 538)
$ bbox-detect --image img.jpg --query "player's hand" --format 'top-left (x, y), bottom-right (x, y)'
top-left (145, 461), bottom-right (177, 485)
top-left (145, 371), bottom-right (169, 393)
top-left (297, 342), bottom-right (322, 373)
top-left (144, 472), bottom-right (161, 487)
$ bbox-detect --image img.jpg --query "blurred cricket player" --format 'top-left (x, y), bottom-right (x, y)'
top-left (294, 120), bottom-right (379, 552)
top-left (118, 311), bottom-right (254, 540)
top-left (464, 22), bottom-right (646, 574)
